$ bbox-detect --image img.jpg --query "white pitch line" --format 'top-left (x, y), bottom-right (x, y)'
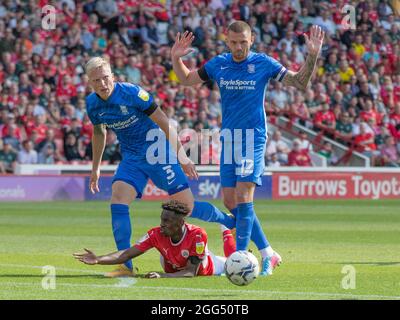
top-left (115, 278), bottom-right (137, 287)
top-left (0, 263), bottom-right (104, 275)
top-left (1, 263), bottom-right (399, 300)
top-left (1, 282), bottom-right (399, 300)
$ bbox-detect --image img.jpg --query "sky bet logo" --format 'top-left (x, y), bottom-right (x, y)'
top-left (219, 78), bottom-right (256, 90)
top-left (198, 179), bottom-right (221, 199)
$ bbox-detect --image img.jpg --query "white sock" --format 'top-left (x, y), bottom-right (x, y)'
top-left (260, 246), bottom-right (274, 260)
top-left (220, 224), bottom-right (230, 232)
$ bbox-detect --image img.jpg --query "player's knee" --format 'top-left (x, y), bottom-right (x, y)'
top-left (111, 189), bottom-right (133, 204)
top-left (184, 197), bottom-right (194, 213)
top-left (111, 181), bottom-right (136, 204)
top-left (223, 198), bottom-right (236, 211)
top-left (235, 190), bottom-right (252, 204)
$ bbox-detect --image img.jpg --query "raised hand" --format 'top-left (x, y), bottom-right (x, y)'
top-left (304, 25), bottom-right (325, 57)
top-left (171, 31), bottom-right (195, 59)
top-left (73, 248), bottom-right (99, 265)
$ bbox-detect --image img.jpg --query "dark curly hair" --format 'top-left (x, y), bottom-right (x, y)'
top-left (161, 200), bottom-right (190, 216)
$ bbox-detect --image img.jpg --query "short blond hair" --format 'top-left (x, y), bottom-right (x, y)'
top-left (85, 57), bottom-right (112, 75)
top-left (227, 21), bottom-right (251, 34)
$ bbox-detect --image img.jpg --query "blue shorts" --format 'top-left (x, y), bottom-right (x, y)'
top-left (113, 151), bottom-right (189, 199)
top-left (219, 140), bottom-right (266, 188)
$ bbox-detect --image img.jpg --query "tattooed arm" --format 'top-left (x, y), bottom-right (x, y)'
top-left (282, 54), bottom-right (319, 91)
top-left (282, 25), bottom-right (325, 91)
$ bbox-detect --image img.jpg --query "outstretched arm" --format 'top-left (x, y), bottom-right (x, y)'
top-left (282, 25), bottom-right (324, 91)
top-left (73, 246), bottom-right (144, 266)
top-left (171, 31), bottom-right (204, 86)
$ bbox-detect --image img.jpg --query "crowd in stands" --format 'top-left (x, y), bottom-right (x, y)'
top-left (0, 0), bottom-right (399, 173)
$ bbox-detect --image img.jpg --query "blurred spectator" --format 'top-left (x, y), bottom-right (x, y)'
top-left (354, 122), bottom-right (380, 164)
top-left (208, 90), bottom-right (222, 118)
top-left (95, 0), bottom-right (119, 35)
top-left (304, 88), bottom-right (322, 117)
top-left (290, 93), bottom-right (310, 125)
top-left (141, 16), bottom-right (160, 49)
top-left (18, 140), bottom-right (38, 164)
top-left (335, 112), bottom-right (353, 143)
top-left (64, 133), bottom-right (84, 162)
top-left (338, 60), bottom-right (355, 83)
top-left (1, 114), bottom-right (21, 140)
top-left (36, 129), bottom-right (62, 164)
top-left (313, 103), bottom-right (336, 134)
top-left (359, 98), bottom-right (381, 124)
top-left (288, 139), bottom-right (312, 166)
top-left (299, 131), bottom-right (313, 151)
top-left (266, 153), bottom-right (281, 168)
top-left (102, 131), bottom-right (121, 164)
top-left (266, 130), bottom-right (290, 164)
top-left (314, 9), bottom-right (336, 36)
top-left (2, 124), bottom-right (21, 151)
top-left (0, 142), bottom-right (17, 173)
top-left (379, 135), bottom-right (400, 167)
top-left (125, 55), bottom-right (142, 84)
top-left (317, 141), bottom-right (338, 165)
top-left (38, 145), bottom-right (56, 164)
top-left (269, 82), bottom-right (290, 115)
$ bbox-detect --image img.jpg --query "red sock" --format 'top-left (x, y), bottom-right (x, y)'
top-left (222, 230), bottom-right (236, 257)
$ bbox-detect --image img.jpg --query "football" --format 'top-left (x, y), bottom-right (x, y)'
top-left (224, 251), bottom-right (260, 286)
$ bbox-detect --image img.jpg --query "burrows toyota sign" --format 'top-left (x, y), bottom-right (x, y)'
top-left (273, 172), bottom-right (400, 200)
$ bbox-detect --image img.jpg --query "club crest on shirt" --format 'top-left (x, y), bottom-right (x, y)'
top-left (120, 105), bottom-right (128, 115)
top-left (196, 242), bottom-right (205, 255)
top-left (181, 249), bottom-right (189, 258)
top-left (138, 89), bottom-right (150, 101)
top-left (247, 64), bottom-right (255, 73)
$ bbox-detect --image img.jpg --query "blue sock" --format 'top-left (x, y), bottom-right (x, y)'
top-left (191, 201), bottom-right (236, 229)
top-left (236, 202), bottom-right (255, 250)
top-left (230, 207), bottom-right (269, 250)
top-left (110, 204), bottom-right (132, 270)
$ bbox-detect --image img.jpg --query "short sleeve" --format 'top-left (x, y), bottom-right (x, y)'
top-left (262, 54), bottom-right (287, 82)
top-left (189, 229), bottom-right (208, 261)
top-left (124, 83), bottom-right (157, 115)
top-left (85, 96), bottom-right (101, 125)
top-left (203, 57), bottom-right (219, 81)
top-left (134, 230), bottom-right (155, 252)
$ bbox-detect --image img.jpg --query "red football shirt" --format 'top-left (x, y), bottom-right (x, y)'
top-left (314, 110), bottom-right (336, 127)
top-left (288, 149), bottom-right (312, 166)
top-left (354, 133), bottom-right (377, 152)
top-left (134, 223), bottom-right (214, 276)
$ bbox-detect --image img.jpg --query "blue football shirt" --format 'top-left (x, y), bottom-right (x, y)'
top-left (86, 82), bottom-right (159, 158)
top-left (202, 51), bottom-right (287, 141)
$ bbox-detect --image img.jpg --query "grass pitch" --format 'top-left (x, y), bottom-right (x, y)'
top-left (0, 199), bottom-right (399, 300)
